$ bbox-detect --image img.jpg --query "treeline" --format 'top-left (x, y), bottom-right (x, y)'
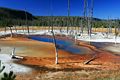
top-left (1, 16), bottom-right (119, 28)
top-left (36, 16), bottom-right (120, 28)
top-left (0, 15), bottom-right (104, 28)
top-left (0, 7), bottom-right (120, 28)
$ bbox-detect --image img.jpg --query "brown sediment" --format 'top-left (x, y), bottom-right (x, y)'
top-left (0, 36), bottom-right (74, 57)
top-left (1, 34), bottom-right (120, 80)
top-left (1, 34), bottom-right (120, 71)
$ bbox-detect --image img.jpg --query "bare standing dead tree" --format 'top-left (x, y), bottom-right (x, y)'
top-left (67, 0), bottom-right (70, 33)
top-left (50, 0), bottom-right (54, 32)
top-left (82, 0), bottom-right (87, 34)
top-left (50, 0), bottom-right (58, 64)
top-left (25, 8), bottom-right (29, 35)
top-left (51, 31), bottom-right (58, 64)
top-left (4, 27), bottom-right (7, 38)
top-left (9, 26), bottom-right (13, 37)
top-left (114, 19), bottom-right (119, 45)
top-left (108, 17), bottom-right (112, 34)
top-left (88, 0), bottom-right (94, 38)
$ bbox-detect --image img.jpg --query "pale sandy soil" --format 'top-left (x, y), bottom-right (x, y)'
top-left (0, 26), bottom-right (119, 32)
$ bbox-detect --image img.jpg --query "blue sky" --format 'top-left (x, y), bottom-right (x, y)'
top-left (0, 0), bottom-right (120, 19)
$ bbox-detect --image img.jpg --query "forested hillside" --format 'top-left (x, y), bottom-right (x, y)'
top-left (0, 7), bottom-right (118, 28)
top-left (0, 7), bottom-right (35, 20)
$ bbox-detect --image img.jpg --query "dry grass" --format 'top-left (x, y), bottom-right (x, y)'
top-left (16, 70), bottom-right (120, 80)
top-left (0, 26), bottom-right (120, 33)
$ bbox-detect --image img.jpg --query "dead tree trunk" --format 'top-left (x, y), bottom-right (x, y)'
top-left (115, 25), bottom-right (118, 45)
top-left (88, 0), bottom-right (94, 38)
top-left (50, 0), bottom-right (54, 32)
top-left (4, 27), bottom-right (7, 38)
top-left (84, 55), bottom-right (96, 64)
top-left (50, 0), bottom-right (58, 64)
top-left (67, 0), bottom-right (70, 33)
top-left (48, 16), bottom-right (51, 32)
top-left (25, 9), bottom-right (29, 35)
top-left (82, 0), bottom-right (87, 34)
top-left (51, 31), bottom-right (58, 64)
top-left (9, 26), bottom-right (13, 37)
top-left (14, 26), bottom-right (17, 33)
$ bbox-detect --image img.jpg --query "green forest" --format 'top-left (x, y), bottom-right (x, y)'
top-left (0, 7), bottom-right (119, 28)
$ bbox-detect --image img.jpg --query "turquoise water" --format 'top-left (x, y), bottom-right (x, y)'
top-left (28, 36), bottom-right (82, 54)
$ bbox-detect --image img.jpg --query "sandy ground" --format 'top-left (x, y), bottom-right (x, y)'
top-left (0, 37), bottom-right (75, 57)
top-left (0, 36), bottom-right (93, 79)
top-left (0, 33), bottom-right (120, 80)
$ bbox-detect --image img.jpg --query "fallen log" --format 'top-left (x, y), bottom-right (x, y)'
top-left (84, 55), bottom-right (97, 65)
